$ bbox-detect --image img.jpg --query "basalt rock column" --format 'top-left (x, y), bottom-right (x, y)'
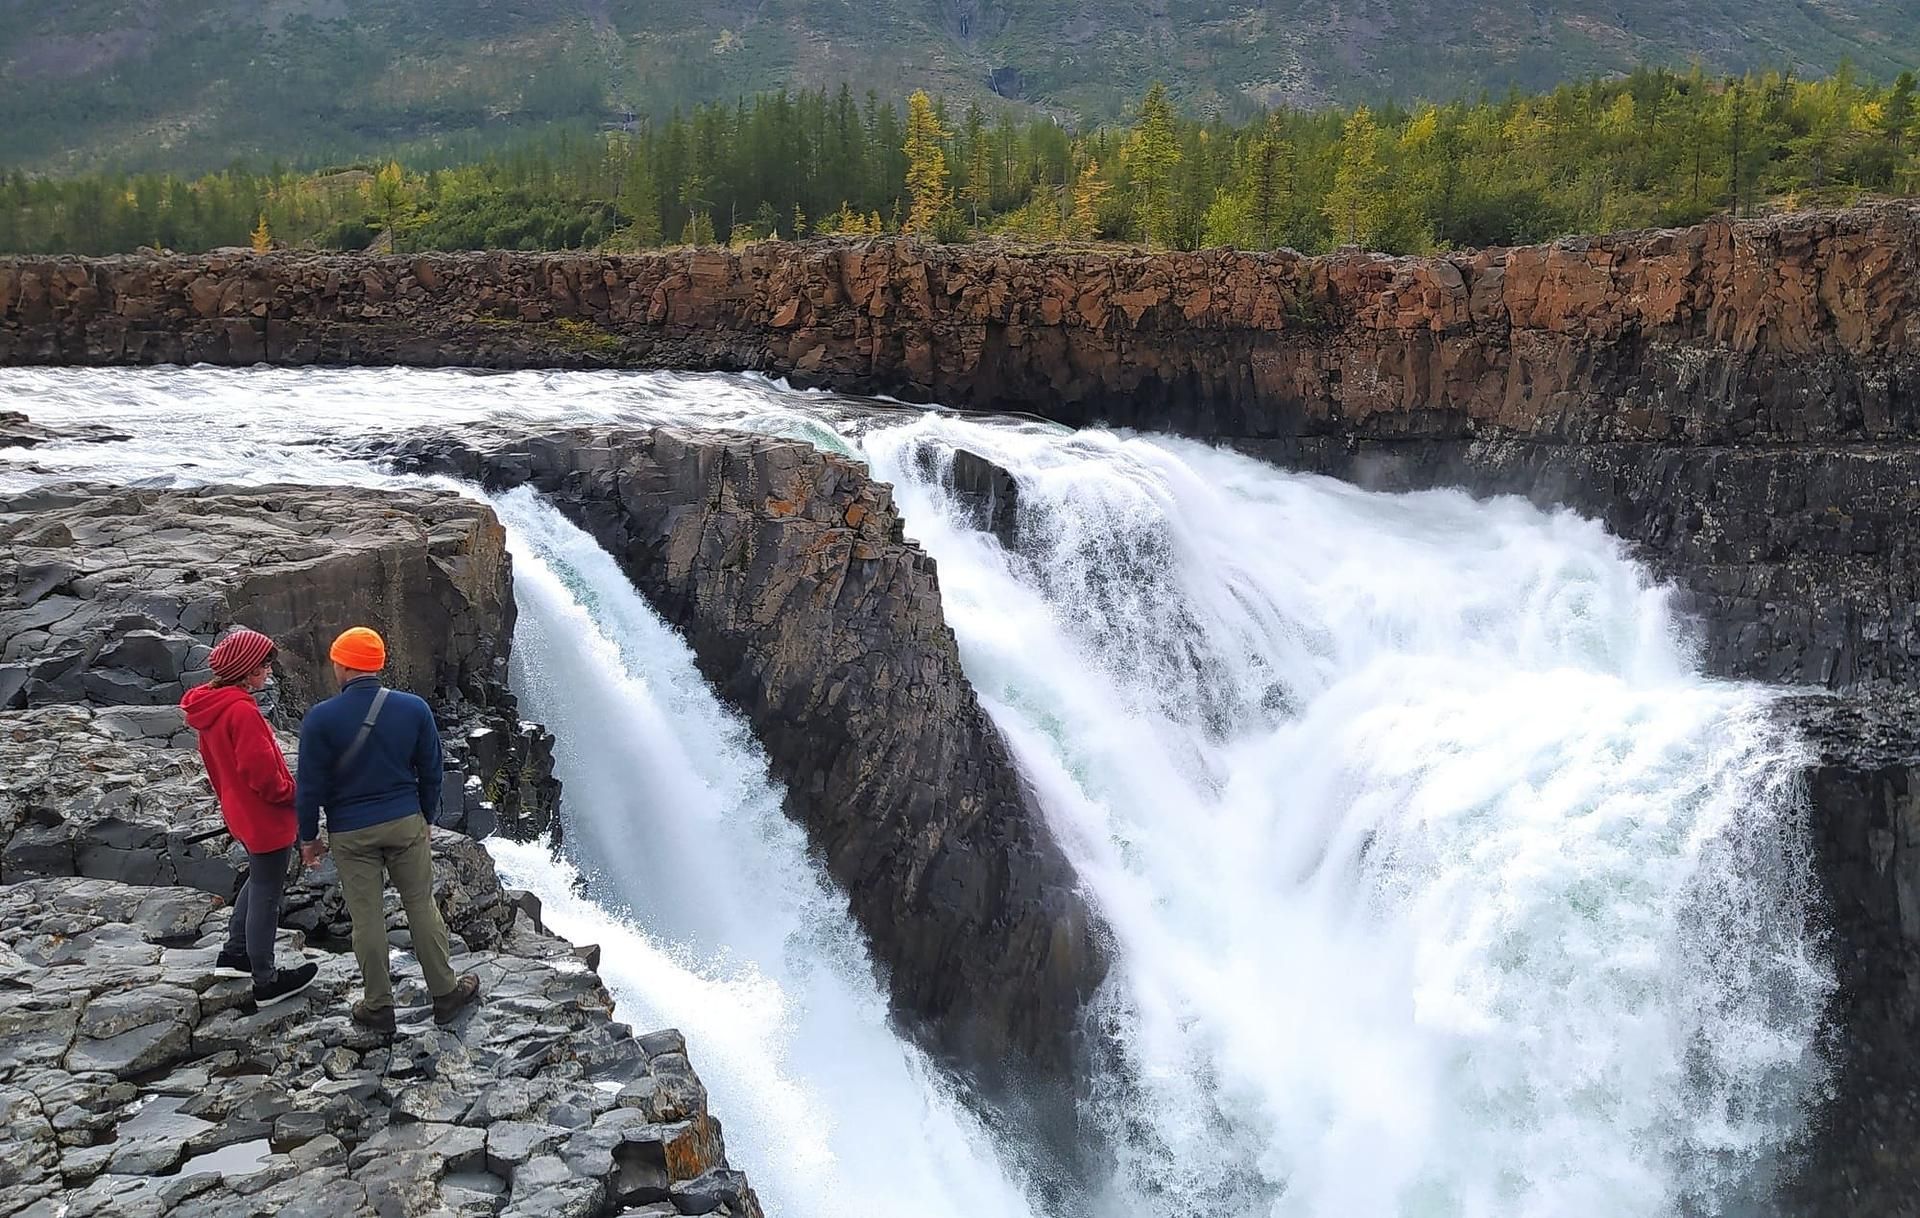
top-left (391, 426), bottom-right (1106, 1086)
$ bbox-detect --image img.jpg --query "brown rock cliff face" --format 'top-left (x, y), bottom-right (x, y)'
top-left (1, 207), bottom-right (1913, 447)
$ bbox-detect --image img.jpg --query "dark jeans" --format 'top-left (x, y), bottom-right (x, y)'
top-left (225, 846), bottom-right (291, 985)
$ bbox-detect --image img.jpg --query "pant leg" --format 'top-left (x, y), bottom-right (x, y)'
top-left (385, 814), bottom-right (457, 998)
top-left (331, 825), bottom-right (395, 1010)
top-left (225, 871), bottom-right (253, 956)
top-left (243, 847), bottom-right (291, 986)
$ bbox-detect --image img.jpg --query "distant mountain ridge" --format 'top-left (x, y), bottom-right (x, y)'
top-left (3, 0), bottom-right (1914, 172)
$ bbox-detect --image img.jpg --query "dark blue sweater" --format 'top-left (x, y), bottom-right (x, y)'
top-left (295, 677), bottom-right (443, 842)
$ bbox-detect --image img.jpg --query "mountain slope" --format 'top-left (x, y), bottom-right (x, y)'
top-left (3, 0), bottom-right (1914, 172)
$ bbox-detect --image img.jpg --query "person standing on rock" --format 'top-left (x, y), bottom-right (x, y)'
top-left (180, 627), bottom-right (321, 1007)
top-left (296, 626), bottom-right (480, 1035)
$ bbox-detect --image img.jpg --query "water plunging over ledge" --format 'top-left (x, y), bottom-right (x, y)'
top-left (0, 365), bottom-right (1834, 1218)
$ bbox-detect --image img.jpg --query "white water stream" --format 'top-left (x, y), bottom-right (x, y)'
top-left (0, 366), bottom-right (1832, 1218)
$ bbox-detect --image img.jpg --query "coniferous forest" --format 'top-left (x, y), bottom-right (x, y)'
top-left (3, 66), bottom-right (1916, 258)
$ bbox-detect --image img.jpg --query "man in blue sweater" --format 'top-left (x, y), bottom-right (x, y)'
top-left (297, 627), bottom-right (479, 1034)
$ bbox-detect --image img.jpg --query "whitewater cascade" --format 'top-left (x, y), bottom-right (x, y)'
top-left (0, 367), bottom-right (1833, 1218)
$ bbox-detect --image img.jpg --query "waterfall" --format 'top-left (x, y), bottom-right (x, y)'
top-left (0, 366), bottom-right (1835, 1217)
top-left (855, 417), bottom-right (1832, 1218)
top-left (486, 488), bottom-right (1042, 1218)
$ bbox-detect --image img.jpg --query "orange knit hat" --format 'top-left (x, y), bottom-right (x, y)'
top-left (329, 626), bottom-right (387, 672)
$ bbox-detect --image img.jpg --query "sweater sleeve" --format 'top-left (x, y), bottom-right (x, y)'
top-left (295, 710), bottom-right (331, 842)
top-left (413, 701), bottom-right (445, 822)
top-left (232, 707), bottom-right (296, 808)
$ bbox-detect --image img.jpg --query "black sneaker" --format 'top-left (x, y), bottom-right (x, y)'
top-left (252, 961), bottom-right (318, 1008)
top-left (214, 948), bottom-right (251, 978)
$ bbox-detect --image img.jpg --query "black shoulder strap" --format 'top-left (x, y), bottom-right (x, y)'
top-left (334, 687), bottom-right (391, 777)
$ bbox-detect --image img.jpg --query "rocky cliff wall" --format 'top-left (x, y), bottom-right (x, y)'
top-left (386, 426), bottom-right (1104, 1088)
top-left (4, 207), bottom-right (1916, 688)
top-left (1774, 690), bottom-right (1920, 1216)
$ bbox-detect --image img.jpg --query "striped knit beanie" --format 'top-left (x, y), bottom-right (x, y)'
top-left (207, 628), bottom-right (276, 681)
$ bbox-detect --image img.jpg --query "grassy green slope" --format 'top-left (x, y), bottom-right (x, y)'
top-left (3, 0), bottom-right (1913, 171)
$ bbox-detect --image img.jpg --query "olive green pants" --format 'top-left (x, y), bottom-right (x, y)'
top-left (331, 813), bottom-right (456, 1011)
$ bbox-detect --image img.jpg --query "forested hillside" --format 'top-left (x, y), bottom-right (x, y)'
top-left (4, 69), bottom-right (1915, 258)
top-left (2, 0), bottom-right (1916, 172)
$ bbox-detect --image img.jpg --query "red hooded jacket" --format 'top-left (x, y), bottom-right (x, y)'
top-left (181, 683), bottom-right (298, 853)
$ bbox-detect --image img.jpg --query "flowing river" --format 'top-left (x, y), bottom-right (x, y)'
top-left (0, 366), bottom-right (1833, 1218)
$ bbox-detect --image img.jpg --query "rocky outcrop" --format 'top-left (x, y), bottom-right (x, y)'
top-left (5, 206), bottom-right (1917, 686)
top-left (1781, 689), bottom-right (1920, 1217)
top-left (0, 410), bottom-right (128, 449)
top-left (0, 484), bottom-right (558, 842)
top-left (0, 479), bottom-right (763, 1218)
top-left (0, 871), bottom-right (760, 1218)
top-left (388, 426), bottom-right (1104, 1085)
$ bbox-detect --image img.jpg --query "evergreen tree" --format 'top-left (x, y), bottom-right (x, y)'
top-left (372, 161), bottom-right (416, 250)
top-left (1128, 82), bottom-right (1182, 246)
top-left (903, 90), bottom-right (952, 234)
top-left (1069, 158), bottom-right (1108, 239)
top-left (616, 145), bottom-right (663, 246)
top-left (1324, 106), bottom-right (1385, 245)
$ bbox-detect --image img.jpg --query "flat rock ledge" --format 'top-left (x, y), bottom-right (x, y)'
top-left (0, 873), bottom-right (760, 1218)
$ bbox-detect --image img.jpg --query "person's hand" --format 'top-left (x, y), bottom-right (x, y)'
top-left (300, 840), bottom-right (328, 867)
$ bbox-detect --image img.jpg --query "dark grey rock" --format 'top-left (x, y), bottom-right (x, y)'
top-left (391, 426), bottom-right (1104, 1093)
top-left (668, 1169), bottom-right (755, 1216)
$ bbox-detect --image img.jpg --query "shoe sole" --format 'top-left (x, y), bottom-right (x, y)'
top-left (254, 972), bottom-right (317, 1008)
top-left (214, 965), bottom-right (251, 979)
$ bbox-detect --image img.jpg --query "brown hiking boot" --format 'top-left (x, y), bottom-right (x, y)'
top-left (432, 974), bottom-right (480, 1026)
top-left (351, 1001), bottom-right (396, 1036)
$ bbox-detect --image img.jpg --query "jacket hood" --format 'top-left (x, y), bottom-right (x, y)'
top-left (181, 682), bottom-right (260, 731)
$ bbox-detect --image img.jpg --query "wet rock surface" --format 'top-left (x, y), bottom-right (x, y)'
top-left (388, 425), bottom-right (1105, 1086)
top-left (0, 484), bottom-right (558, 842)
top-left (0, 410), bottom-right (128, 449)
top-left (1776, 689), bottom-right (1920, 1216)
top-left (0, 873), bottom-right (760, 1218)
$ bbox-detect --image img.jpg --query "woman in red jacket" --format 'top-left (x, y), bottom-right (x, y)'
top-left (180, 628), bottom-right (318, 1006)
